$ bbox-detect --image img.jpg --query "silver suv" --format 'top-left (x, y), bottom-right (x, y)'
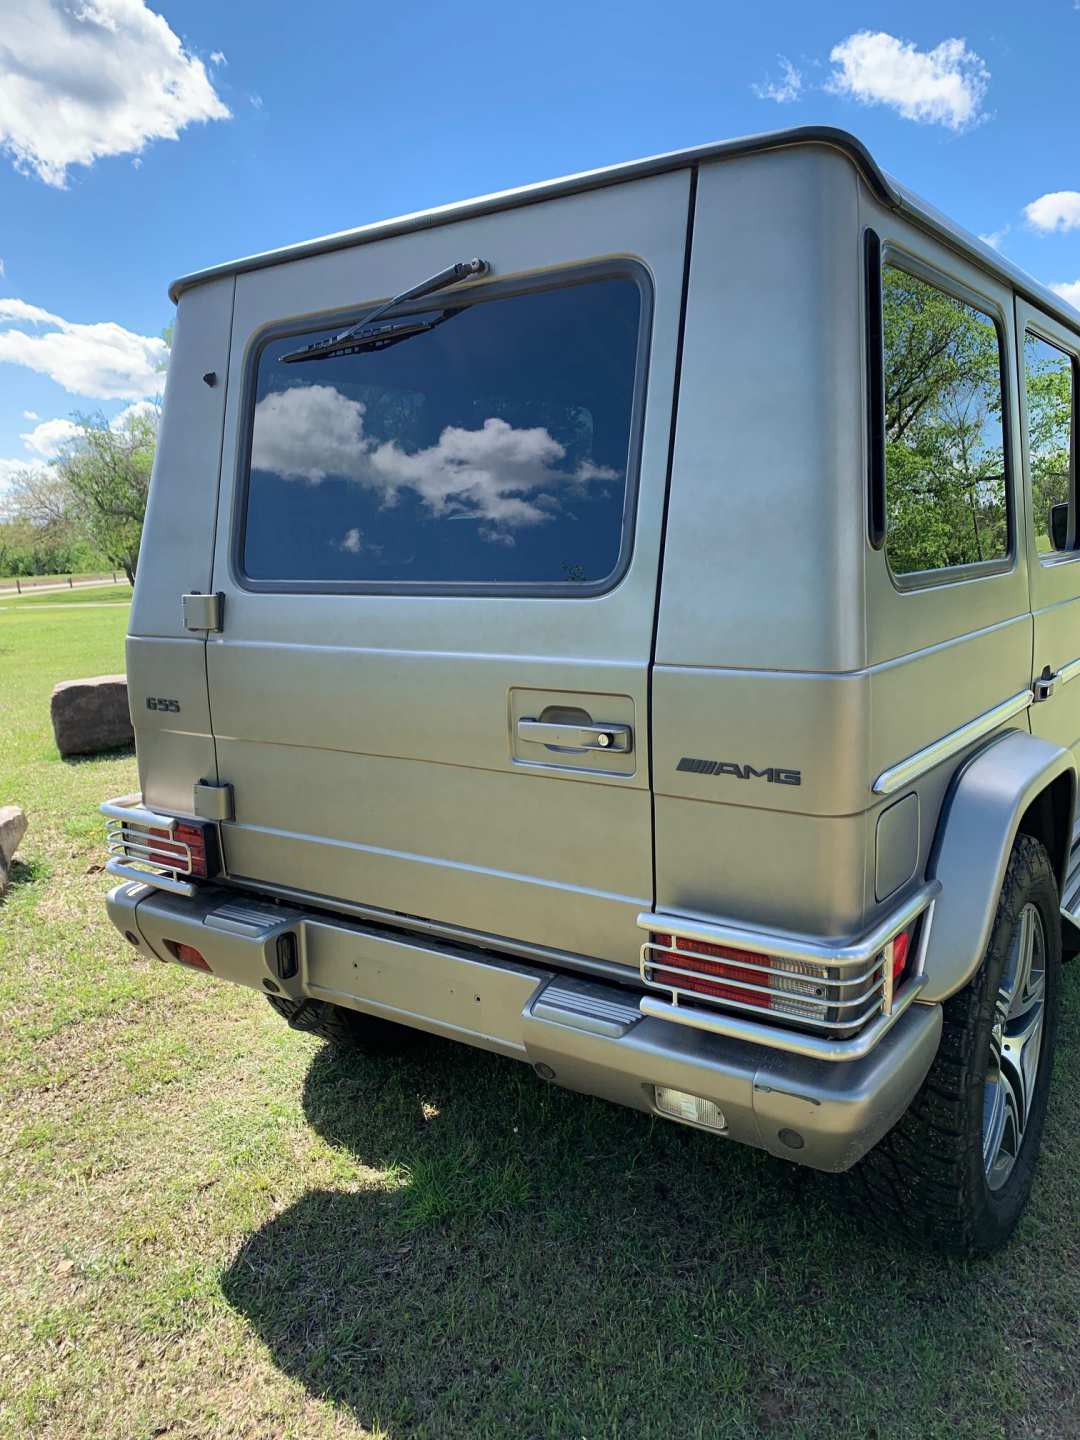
top-left (103, 126), bottom-right (1080, 1255)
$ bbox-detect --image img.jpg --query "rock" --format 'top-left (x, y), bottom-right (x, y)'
top-left (50, 674), bottom-right (133, 758)
top-left (0, 804), bottom-right (27, 897)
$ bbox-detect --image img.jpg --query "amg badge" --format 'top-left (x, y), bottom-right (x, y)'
top-left (677, 756), bottom-right (801, 786)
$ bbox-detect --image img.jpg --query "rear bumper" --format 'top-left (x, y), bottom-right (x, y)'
top-left (106, 880), bottom-right (943, 1174)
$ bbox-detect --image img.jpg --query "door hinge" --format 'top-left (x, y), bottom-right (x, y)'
top-left (182, 592), bottom-right (224, 633)
top-left (194, 780), bottom-right (234, 822)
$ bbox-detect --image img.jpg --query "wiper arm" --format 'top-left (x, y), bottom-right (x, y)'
top-left (281, 256), bottom-right (489, 364)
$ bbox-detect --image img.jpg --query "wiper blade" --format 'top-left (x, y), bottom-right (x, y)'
top-left (282, 312), bottom-right (452, 364)
top-left (281, 256), bottom-right (489, 364)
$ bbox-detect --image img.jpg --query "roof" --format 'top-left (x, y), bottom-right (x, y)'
top-left (168, 125), bottom-right (1080, 335)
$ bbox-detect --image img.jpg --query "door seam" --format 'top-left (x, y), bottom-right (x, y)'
top-left (646, 164), bottom-right (699, 912)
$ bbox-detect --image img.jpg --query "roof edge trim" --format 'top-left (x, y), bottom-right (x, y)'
top-left (168, 126), bottom-right (897, 303)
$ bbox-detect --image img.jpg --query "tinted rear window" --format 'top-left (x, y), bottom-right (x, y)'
top-left (240, 274), bottom-right (644, 590)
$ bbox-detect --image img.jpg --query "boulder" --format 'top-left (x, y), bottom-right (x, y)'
top-left (50, 674), bottom-right (133, 758)
top-left (0, 804), bottom-right (27, 897)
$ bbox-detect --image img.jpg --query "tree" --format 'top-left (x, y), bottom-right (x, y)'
top-left (883, 267), bottom-right (1008, 575)
top-left (53, 407), bottom-right (159, 583)
top-left (6, 464), bottom-right (75, 535)
top-left (1023, 335), bottom-right (1072, 551)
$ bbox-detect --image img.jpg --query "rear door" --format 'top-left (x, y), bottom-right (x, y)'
top-left (1017, 300), bottom-right (1080, 765)
top-left (205, 171), bottom-right (691, 967)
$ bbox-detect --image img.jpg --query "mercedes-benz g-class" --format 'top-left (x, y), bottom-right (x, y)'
top-left (104, 126), bottom-right (1080, 1255)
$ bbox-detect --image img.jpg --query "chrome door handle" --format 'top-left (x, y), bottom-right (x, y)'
top-left (516, 719), bottom-right (633, 753)
top-left (1034, 670), bottom-right (1061, 702)
top-left (1035, 656), bottom-right (1080, 701)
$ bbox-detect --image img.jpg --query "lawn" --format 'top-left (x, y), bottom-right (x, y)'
top-left (0, 582), bottom-right (132, 610)
top-left (1, 602), bottom-right (1079, 1439)
top-left (0, 571), bottom-right (122, 592)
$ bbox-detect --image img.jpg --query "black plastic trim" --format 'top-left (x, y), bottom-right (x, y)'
top-left (864, 228), bottom-right (886, 550)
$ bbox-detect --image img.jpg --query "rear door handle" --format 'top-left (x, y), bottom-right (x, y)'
top-left (516, 719), bottom-right (633, 753)
top-left (1035, 656), bottom-right (1080, 701)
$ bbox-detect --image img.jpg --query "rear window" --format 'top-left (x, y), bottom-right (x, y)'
top-left (239, 273), bottom-right (646, 592)
top-left (881, 263), bottom-right (1009, 579)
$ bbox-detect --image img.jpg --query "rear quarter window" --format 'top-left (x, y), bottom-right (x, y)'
top-left (238, 271), bottom-right (647, 593)
top-left (880, 262), bottom-right (1010, 581)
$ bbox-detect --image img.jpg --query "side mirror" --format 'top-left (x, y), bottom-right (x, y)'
top-left (1049, 502), bottom-right (1070, 551)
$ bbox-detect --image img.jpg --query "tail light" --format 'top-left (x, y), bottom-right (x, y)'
top-left (888, 929), bottom-right (912, 987)
top-left (650, 933), bottom-right (830, 1021)
top-left (645, 918), bottom-right (922, 1037)
top-left (145, 820), bottom-right (218, 878)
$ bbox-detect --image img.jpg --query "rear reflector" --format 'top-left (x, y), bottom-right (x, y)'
top-left (163, 940), bottom-right (211, 971)
top-left (654, 1086), bottom-right (727, 1131)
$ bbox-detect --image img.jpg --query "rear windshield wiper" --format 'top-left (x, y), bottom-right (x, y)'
top-left (281, 256), bottom-right (489, 364)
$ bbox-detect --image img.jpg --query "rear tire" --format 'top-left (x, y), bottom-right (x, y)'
top-left (265, 995), bottom-right (418, 1055)
top-left (839, 833), bottom-right (1061, 1256)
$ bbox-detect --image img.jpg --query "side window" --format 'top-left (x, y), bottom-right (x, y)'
top-left (1024, 333), bottom-right (1076, 555)
top-left (240, 274), bottom-right (644, 592)
top-left (882, 263), bottom-right (1009, 578)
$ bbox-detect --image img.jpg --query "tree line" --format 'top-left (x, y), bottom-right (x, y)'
top-left (1, 407), bottom-right (157, 582)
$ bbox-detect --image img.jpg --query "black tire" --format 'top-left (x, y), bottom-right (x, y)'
top-left (839, 833), bottom-right (1062, 1257)
top-left (265, 995), bottom-right (418, 1055)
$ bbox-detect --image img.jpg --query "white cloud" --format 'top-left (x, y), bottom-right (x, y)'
top-left (19, 416), bottom-right (81, 458)
top-left (210, 50), bottom-right (226, 66)
top-left (21, 409), bottom-right (38, 421)
top-left (1050, 280), bottom-right (1080, 311)
top-left (0, 297), bottom-right (167, 398)
top-left (251, 383), bottom-right (618, 538)
top-left (111, 398), bottom-right (159, 427)
top-left (826, 31), bottom-right (989, 131)
top-left (249, 94), bottom-right (264, 111)
top-left (0, 0), bottom-right (230, 188)
top-left (16, 398), bottom-right (158, 462)
top-left (752, 57), bottom-right (803, 104)
top-left (1024, 192), bottom-right (1080, 234)
top-left (978, 225), bottom-right (1010, 252)
top-left (0, 259), bottom-right (5, 277)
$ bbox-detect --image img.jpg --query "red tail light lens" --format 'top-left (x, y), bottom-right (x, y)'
top-left (648, 933), bottom-right (832, 1021)
top-left (651, 933), bottom-right (775, 1009)
top-left (146, 821), bottom-right (214, 878)
top-left (889, 929), bottom-right (912, 987)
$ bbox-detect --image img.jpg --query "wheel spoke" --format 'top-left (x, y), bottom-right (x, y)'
top-left (982, 901), bottom-right (1047, 1190)
top-left (1003, 1006), bottom-right (1044, 1130)
top-left (982, 1077), bottom-right (1007, 1174)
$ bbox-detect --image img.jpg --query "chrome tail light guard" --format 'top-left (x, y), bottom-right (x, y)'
top-left (637, 882), bottom-right (940, 1062)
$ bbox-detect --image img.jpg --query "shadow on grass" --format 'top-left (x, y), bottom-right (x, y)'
top-left (1, 855), bottom-right (51, 903)
top-left (219, 1017), bottom-right (1080, 1439)
top-left (60, 742), bottom-right (135, 767)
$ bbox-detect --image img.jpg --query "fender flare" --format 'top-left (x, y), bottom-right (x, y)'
top-left (920, 730), bottom-right (1077, 1003)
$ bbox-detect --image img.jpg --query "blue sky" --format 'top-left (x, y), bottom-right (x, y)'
top-left (3, 0), bottom-right (1080, 493)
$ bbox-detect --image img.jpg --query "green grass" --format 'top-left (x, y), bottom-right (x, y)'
top-left (0, 582), bottom-right (132, 610)
top-left (1, 602), bottom-right (1079, 1439)
top-left (0, 570), bottom-right (119, 590)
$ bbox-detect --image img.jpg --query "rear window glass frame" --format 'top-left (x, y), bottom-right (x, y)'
top-left (1022, 322), bottom-right (1080, 566)
top-left (231, 259), bottom-right (654, 597)
top-left (875, 246), bottom-right (1016, 592)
